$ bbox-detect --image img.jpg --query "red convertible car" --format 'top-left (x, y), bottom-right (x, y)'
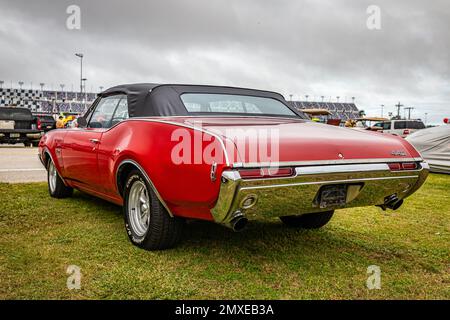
top-left (38, 84), bottom-right (429, 250)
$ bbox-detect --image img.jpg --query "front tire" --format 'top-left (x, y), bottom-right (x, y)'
top-left (123, 170), bottom-right (184, 250)
top-left (280, 210), bottom-right (334, 229)
top-left (47, 160), bottom-right (73, 198)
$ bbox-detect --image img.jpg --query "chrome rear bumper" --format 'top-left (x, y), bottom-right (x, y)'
top-left (211, 162), bottom-right (429, 227)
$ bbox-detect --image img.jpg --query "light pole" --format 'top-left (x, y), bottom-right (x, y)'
top-left (305, 95), bottom-right (309, 102)
top-left (75, 53), bottom-right (84, 102)
top-left (99, 86), bottom-right (104, 93)
top-left (0, 80), bottom-right (3, 89)
top-left (351, 97), bottom-right (355, 103)
top-left (321, 95), bottom-right (325, 102)
top-left (19, 81), bottom-right (24, 90)
top-left (380, 104), bottom-right (384, 118)
top-left (336, 96), bottom-right (340, 103)
top-left (289, 94), bottom-right (293, 101)
top-left (82, 78), bottom-right (87, 110)
top-left (39, 83), bottom-right (45, 92)
top-left (60, 84), bottom-right (66, 100)
top-left (424, 113), bottom-right (428, 125)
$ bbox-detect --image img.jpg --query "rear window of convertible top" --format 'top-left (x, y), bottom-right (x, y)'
top-left (180, 93), bottom-right (297, 117)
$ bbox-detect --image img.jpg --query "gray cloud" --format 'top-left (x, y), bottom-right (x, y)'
top-left (0, 0), bottom-right (448, 124)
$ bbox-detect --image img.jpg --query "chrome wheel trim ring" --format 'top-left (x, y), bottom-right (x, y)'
top-left (128, 180), bottom-right (151, 237)
top-left (48, 162), bottom-right (57, 193)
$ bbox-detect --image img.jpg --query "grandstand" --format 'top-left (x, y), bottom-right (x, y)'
top-left (0, 86), bottom-right (361, 121)
top-left (288, 100), bottom-right (360, 121)
top-left (0, 88), bottom-right (97, 114)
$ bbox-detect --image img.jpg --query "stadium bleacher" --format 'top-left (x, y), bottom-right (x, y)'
top-left (0, 87), bottom-right (96, 114)
top-left (0, 86), bottom-right (361, 121)
top-left (289, 101), bottom-right (360, 121)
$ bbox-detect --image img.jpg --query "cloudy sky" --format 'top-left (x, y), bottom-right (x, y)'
top-left (0, 0), bottom-right (448, 124)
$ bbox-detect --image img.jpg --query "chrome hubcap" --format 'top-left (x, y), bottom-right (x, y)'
top-left (128, 180), bottom-right (151, 237)
top-left (48, 162), bottom-right (57, 192)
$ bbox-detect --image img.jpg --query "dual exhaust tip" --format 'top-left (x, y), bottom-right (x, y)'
top-left (229, 211), bottom-right (248, 232)
top-left (230, 194), bottom-right (404, 230)
top-left (378, 194), bottom-right (404, 211)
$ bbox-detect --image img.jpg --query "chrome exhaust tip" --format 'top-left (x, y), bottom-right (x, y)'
top-left (377, 194), bottom-right (404, 211)
top-left (229, 211), bottom-right (248, 232)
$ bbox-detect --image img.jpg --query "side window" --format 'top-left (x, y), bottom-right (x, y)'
top-left (394, 121), bottom-right (406, 129)
top-left (110, 98), bottom-right (129, 126)
top-left (88, 96), bottom-right (122, 128)
top-left (383, 122), bottom-right (391, 130)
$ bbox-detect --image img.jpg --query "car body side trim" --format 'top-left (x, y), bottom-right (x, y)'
top-left (232, 157), bottom-right (423, 168)
top-left (116, 159), bottom-right (174, 217)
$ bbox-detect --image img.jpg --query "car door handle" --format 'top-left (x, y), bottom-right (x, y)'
top-left (89, 138), bottom-right (100, 144)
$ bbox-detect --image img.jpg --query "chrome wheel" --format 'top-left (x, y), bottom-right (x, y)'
top-left (128, 180), bottom-right (151, 237)
top-left (48, 161), bottom-right (57, 193)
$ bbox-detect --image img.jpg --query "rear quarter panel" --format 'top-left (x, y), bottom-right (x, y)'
top-left (39, 130), bottom-right (67, 173)
top-left (98, 119), bottom-right (230, 220)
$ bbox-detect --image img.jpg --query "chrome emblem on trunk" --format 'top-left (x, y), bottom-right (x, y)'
top-left (391, 150), bottom-right (407, 156)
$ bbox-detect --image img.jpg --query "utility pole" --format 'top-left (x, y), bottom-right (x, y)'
top-left (424, 113), bottom-right (428, 125)
top-left (395, 102), bottom-right (403, 119)
top-left (404, 107), bottom-right (414, 120)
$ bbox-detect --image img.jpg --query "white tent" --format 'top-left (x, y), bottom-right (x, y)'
top-left (406, 125), bottom-right (450, 174)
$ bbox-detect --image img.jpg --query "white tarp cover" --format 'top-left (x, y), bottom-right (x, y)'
top-left (406, 125), bottom-right (450, 174)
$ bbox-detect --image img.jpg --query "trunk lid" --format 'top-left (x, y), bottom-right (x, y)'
top-left (171, 116), bottom-right (418, 166)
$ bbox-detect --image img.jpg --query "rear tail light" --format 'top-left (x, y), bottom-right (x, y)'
top-left (403, 129), bottom-right (410, 135)
top-left (239, 167), bottom-right (294, 179)
top-left (37, 118), bottom-right (41, 130)
top-left (388, 162), bottom-right (418, 171)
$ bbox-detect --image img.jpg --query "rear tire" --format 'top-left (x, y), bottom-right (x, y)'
top-left (123, 170), bottom-right (184, 250)
top-left (47, 160), bottom-right (73, 198)
top-left (280, 210), bottom-right (334, 229)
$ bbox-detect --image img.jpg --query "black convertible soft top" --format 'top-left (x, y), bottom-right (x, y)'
top-left (99, 83), bottom-right (303, 118)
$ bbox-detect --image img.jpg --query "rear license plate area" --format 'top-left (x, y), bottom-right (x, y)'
top-left (317, 184), bottom-right (348, 208)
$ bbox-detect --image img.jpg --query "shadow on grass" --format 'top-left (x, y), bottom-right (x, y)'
top-left (67, 189), bottom-right (398, 264)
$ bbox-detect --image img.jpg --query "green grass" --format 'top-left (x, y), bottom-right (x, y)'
top-left (0, 174), bottom-right (449, 299)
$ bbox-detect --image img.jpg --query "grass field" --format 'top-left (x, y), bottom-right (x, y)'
top-left (0, 174), bottom-right (449, 299)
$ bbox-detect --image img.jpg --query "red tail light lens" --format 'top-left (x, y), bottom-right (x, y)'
top-left (239, 167), bottom-right (294, 179)
top-left (403, 129), bottom-right (410, 135)
top-left (37, 118), bottom-right (41, 130)
top-left (388, 163), bottom-right (401, 171)
top-left (401, 162), bottom-right (417, 170)
top-left (388, 162), bottom-right (417, 171)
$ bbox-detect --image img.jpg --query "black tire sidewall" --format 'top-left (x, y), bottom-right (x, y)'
top-left (123, 171), bottom-right (150, 245)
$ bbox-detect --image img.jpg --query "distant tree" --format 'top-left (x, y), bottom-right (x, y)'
top-left (358, 110), bottom-right (366, 117)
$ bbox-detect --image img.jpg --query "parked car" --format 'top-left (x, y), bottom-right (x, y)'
top-left (406, 125), bottom-right (450, 174)
top-left (0, 107), bottom-right (43, 146)
top-left (33, 114), bottom-right (56, 132)
top-left (372, 119), bottom-right (426, 137)
top-left (38, 84), bottom-right (429, 250)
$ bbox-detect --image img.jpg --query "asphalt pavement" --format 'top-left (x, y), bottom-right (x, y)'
top-left (0, 145), bottom-right (46, 183)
